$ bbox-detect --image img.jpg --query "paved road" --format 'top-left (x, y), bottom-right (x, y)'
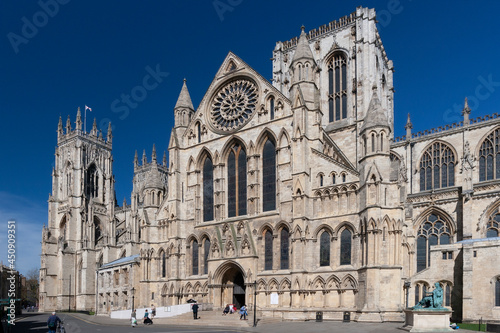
top-left (10, 312), bottom-right (473, 333)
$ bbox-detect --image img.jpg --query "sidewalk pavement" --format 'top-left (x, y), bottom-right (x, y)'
top-left (29, 311), bottom-right (475, 333)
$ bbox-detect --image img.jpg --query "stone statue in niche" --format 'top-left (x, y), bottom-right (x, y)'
top-left (412, 282), bottom-right (445, 310)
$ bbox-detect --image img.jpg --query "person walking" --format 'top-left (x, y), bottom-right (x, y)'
top-left (47, 311), bottom-right (62, 333)
top-left (143, 309), bottom-right (153, 325)
top-left (192, 303), bottom-right (199, 320)
top-left (131, 309), bottom-right (137, 327)
top-left (151, 304), bottom-right (156, 319)
top-left (239, 305), bottom-right (248, 320)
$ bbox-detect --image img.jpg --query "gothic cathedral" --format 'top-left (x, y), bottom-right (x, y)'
top-left (40, 7), bottom-right (500, 322)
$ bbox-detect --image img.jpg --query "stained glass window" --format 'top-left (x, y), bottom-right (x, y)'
top-left (228, 144), bottom-right (247, 218)
top-left (340, 229), bottom-right (352, 265)
top-left (265, 230), bottom-right (273, 270)
top-left (496, 279), bottom-right (500, 307)
top-left (328, 53), bottom-right (348, 122)
top-left (192, 240), bottom-right (199, 275)
top-left (263, 139), bottom-right (276, 212)
top-left (320, 231), bottom-right (330, 267)
top-left (419, 142), bottom-right (455, 191)
top-left (416, 214), bottom-right (452, 272)
top-left (479, 129), bottom-right (500, 181)
top-left (487, 209), bottom-right (500, 238)
top-left (270, 96), bottom-right (275, 120)
top-left (204, 239), bottom-right (210, 275)
top-left (162, 251), bottom-right (166, 278)
top-left (203, 157), bottom-right (214, 222)
top-left (280, 228), bottom-right (289, 269)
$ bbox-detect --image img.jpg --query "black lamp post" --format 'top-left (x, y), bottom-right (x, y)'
top-left (131, 287), bottom-right (135, 315)
top-left (253, 280), bottom-right (257, 327)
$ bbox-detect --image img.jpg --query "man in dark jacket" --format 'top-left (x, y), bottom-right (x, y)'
top-left (47, 312), bottom-right (61, 333)
top-left (192, 303), bottom-right (199, 319)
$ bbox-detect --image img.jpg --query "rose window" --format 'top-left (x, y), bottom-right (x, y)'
top-left (210, 79), bottom-right (258, 133)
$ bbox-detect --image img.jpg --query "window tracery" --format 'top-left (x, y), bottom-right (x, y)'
top-left (210, 79), bottom-right (258, 133)
top-left (416, 214), bottom-right (451, 272)
top-left (328, 53), bottom-right (347, 122)
top-left (479, 128), bottom-right (500, 181)
top-left (419, 142), bottom-right (455, 191)
top-left (228, 143), bottom-right (247, 217)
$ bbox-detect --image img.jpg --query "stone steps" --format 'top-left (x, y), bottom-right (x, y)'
top-left (154, 310), bottom-right (253, 327)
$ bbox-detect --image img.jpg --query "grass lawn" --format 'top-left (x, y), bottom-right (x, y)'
top-left (455, 322), bottom-right (486, 331)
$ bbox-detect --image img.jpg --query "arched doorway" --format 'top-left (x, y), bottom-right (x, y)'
top-left (218, 262), bottom-right (246, 308)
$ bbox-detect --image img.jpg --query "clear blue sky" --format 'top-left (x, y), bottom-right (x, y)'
top-left (1, 0), bottom-right (500, 275)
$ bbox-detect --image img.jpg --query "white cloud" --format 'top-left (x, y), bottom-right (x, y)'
top-left (0, 191), bottom-right (46, 276)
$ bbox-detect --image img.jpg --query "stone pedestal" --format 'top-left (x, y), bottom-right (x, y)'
top-left (402, 309), bottom-right (453, 332)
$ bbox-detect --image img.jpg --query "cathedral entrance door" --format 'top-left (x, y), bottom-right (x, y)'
top-left (220, 263), bottom-right (246, 309)
top-left (232, 272), bottom-right (245, 308)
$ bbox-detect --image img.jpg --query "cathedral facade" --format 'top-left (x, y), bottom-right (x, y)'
top-left (39, 7), bottom-right (500, 322)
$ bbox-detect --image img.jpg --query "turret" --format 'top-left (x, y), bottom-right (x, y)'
top-left (174, 79), bottom-right (195, 129)
top-left (289, 26), bottom-right (318, 109)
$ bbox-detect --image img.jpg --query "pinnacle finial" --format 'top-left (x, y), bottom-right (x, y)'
top-left (134, 150), bottom-right (138, 167)
top-left (66, 115), bottom-right (72, 133)
top-left (107, 122), bottom-right (112, 143)
top-left (76, 107), bottom-right (82, 130)
top-left (300, 25), bottom-right (305, 33)
top-left (405, 113), bottom-right (413, 129)
top-left (152, 144), bottom-right (157, 163)
top-left (142, 149), bottom-right (147, 165)
top-left (462, 97), bottom-right (471, 114)
top-left (58, 116), bottom-right (63, 137)
top-left (92, 118), bottom-right (97, 136)
top-left (163, 151), bottom-right (167, 166)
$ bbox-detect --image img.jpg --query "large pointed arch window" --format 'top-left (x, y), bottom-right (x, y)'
top-left (419, 142), bottom-right (455, 191)
top-left (328, 53), bottom-right (347, 122)
top-left (340, 228), bottom-right (352, 265)
top-left (486, 208), bottom-right (500, 238)
top-left (280, 228), bottom-right (289, 269)
top-left (262, 138), bottom-right (276, 212)
top-left (203, 157), bottom-right (214, 222)
top-left (479, 128), bottom-right (500, 181)
top-left (264, 230), bottom-right (273, 270)
top-left (227, 143), bottom-right (247, 217)
top-left (416, 214), bottom-right (451, 272)
top-left (94, 217), bottom-right (102, 247)
top-left (320, 231), bottom-right (330, 267)
top-left (85, 164), bottom-right (99, 199)
top-left (161, 251), bottom-right (166, 278)
top-left (204, 238), bottom-right (211, 275)
top-left (192, 239), bottom-right (199, 275)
